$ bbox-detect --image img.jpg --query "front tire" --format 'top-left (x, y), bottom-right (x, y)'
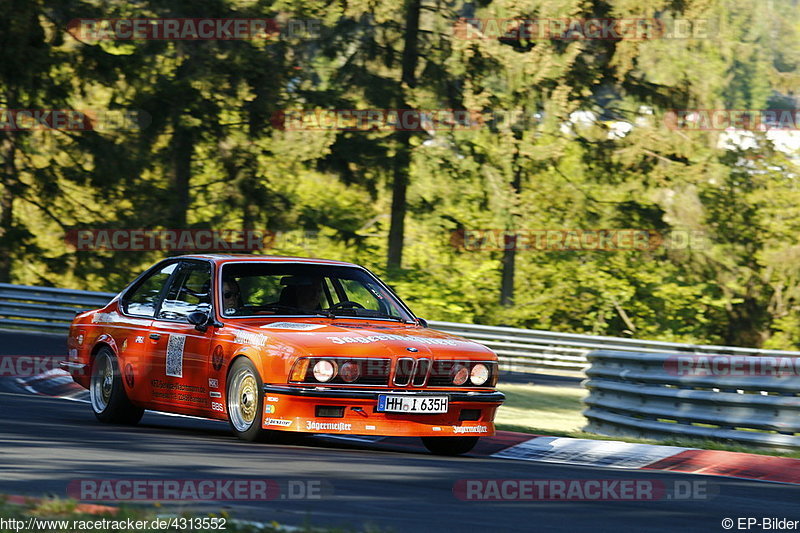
top-left (90, 347), bottom-right (144, 424)
top-left (421, 436), bottom-right (479, 456)
top-left (227, 357), bottom-right (271, 442)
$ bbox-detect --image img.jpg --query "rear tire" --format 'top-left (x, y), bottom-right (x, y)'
top-left (90, 347), bottom-right (144, 425)
top-left (421, 436), bottom-right (479, 456)
top-left (227, 357), bottom-right (272, 442)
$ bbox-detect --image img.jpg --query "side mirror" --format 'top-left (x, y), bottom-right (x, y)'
top-left (416, 317), bottom-right (428, 328)
top-left (187, 311), bottom-right (210, 332)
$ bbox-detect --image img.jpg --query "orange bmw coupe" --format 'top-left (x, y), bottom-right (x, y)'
top-left (62, 255), bottom-right (504, 455)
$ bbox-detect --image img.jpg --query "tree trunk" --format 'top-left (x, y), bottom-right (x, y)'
top-left (388, 131), bottom-right (410, 269)
top-left (0, 133), bottom-right (15, 282)
top-left (170, 121), bottom-right (193, 228)
top-left (387, 0), bottom-right (421, 270)
top-left (500, 137), bottom-right (523, 305)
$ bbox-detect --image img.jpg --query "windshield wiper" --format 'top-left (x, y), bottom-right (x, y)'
top-left (324, 308), bottom-right (411, 323)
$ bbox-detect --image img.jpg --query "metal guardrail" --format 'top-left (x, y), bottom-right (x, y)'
top-left (427, 320), bottom-right (800, 373)
top-left (4, 284), bottom-right (800, 448)
top-left (4, 283), bottom-right (800, 378)
top-left (583, 350), bottom-right (800, 449)
top-left (0, 283), bottom-right (115, 331)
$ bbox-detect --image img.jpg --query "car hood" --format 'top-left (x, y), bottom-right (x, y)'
top-left (225, 318), bottom-right (495, 360)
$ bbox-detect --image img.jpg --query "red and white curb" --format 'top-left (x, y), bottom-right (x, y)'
top-left (11, 369), bottom-right (800, 486)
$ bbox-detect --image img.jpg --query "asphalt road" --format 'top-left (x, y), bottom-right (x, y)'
top-left (1, 329), bottom-right (798, 532)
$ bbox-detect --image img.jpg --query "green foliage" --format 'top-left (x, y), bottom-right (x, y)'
top-left (2, 0), bottom-right (800, 349)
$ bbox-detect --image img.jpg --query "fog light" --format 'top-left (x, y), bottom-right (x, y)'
top-left (313, 360), bottom-right (337, 382)
top-left (451, 364), bottom-right (469, 385)
top-left (315, 406), bottom-right (345, 418)
top-left (470, 363), bottom-right (490, 386)
top-left (340, 361), bottom-right (360, 383)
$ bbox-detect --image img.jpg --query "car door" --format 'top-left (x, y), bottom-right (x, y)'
top-left (117, 260), bottom-right (180, 406)
top-left (144, 259), bottom-right (216, 415)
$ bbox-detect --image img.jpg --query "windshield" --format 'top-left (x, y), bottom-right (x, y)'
top-left (219, 262), bottom-right (414, 322)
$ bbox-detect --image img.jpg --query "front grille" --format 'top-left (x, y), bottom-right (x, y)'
top-left (297, 358), bottom-right (390, 386)
top-left (428, 360), bottom-right (497, 387)
top-left (428, 360), bottom-right (461, 386)
top-left (412, 358), bottom-right (430, 386)
top-left (393, 357), bottom-right (415, 386)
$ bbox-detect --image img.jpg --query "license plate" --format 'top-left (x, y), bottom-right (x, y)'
top-left (377, 395), bottom-right (448, 414)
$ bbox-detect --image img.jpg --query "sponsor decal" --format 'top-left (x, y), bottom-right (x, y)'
top-left (265, 418), bottom-right (293, 427)
top-left (264, 405), bottom-right (275, 414)
top-left (121, 339), bottom-right (128, 352)
top-left (165, 335), bottom-right (186, 377)
top-left (151, 380), bottom-right (207, 404)
top-left (260, 322), bottom-right (326, 331)
top-left (365, 425), bottom-right (376, 430)
top-left (211, 402), bottom-right (224, 412)
top-left (306, 421), bottom-right (352, 432)
top-left (135, 336), bottom-right (144, 344)
top-left (453, 425), bottom-right (488, 434)
top-left (68, 349), bottom-right (78, 360)
top-left (234, 331), bottom-right (268, 347)
top-left (211, 346), bottom-right (224, 372)
top-left (208, 378), bottom-right (219, 389)
top-left (76, 334), bottom-right (85, 345)
top-left (432, 427), bottom-right (442, 431)
top-left (265, 396), bottom-right (279, 402)
top-left (210, 391), bottom-right (222, 398)
top-left (124, 364), bottom-right (135, 388)
top-left (327, 334), bottom-right (459, 346)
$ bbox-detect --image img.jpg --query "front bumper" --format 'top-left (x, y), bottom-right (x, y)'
top-left (260, 385), bottom-right (505, 437)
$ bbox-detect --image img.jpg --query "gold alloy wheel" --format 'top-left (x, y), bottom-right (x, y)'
top-left (228, 367), bottom-right (258, 432)
top-left (90, 351), bottom-right (114, 414)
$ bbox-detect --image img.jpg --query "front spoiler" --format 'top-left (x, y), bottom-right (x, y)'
top-left (262, 385), bottom-right (505, 404)
top-left (259, 385), bottom-right (504, 436)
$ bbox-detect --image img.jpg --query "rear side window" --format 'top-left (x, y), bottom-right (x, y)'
top-left (125, 263), bottom-right (178, 317)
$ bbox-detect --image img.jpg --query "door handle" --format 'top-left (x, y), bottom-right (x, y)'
top-left (149, 333), bottom-right (161, 340)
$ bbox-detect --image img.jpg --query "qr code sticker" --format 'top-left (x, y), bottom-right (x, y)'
top-left (166, 334), bottom-right (186, 377)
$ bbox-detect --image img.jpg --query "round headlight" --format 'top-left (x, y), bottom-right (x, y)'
top-left (339, 361), bottom-right (360, 383)
top-left (312, 360), bottom-right (337, 382)
top-left (470, 363), bottom-right (490, 386)
top-left (451, 364), bottom-right (469, 386)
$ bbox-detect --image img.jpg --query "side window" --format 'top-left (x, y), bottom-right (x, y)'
top-left (125, 263), bottom-right (178, 317)
top-left (159, 262), bottom-right (213, 322)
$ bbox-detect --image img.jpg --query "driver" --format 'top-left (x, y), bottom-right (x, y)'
top-left (295, 278), bottom-right (323, 312)
top-left (222, 278), bottom-right (242, 314)
top-left (278, 276), bottom-right (323, 313)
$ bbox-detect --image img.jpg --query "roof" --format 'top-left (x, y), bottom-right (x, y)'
top-left (176, 254), bottom-right (359, 267)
